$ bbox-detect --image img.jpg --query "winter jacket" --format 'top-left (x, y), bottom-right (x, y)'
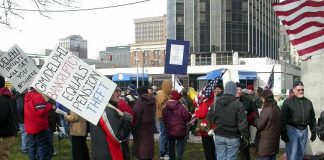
top-left (90, 100), bottom-right (133, 160)
top-left (64, 111), bottom-right (88, 136)
top-left (211, 94), bottom-right (250, 139)
top-left (156, 80), bottom-right (172, 120)
top-left (195, 92), bottom-right (215, 136)
top-left (0, 88), bottom-right (17, 137)
top-left (132, 94), bottom-right (156, 159)
top-left (281, 96), bottom-right (316, 133)
top-left (162, 100), bottom-right (192, 137)
top-left (15, 92), bottom-right (26, 123)
top-left (24, 90), bottom-right (52, 134)
top-left (254, 104), bottom-right (281, 157)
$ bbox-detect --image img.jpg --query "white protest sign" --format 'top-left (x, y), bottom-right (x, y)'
top-left (223, 68), bottom-right (240, 85)
top-left (169, 44), bottom-right (184, 65)
top-left (31, 46), bottom-right (117, 125)
top-left (0, 44), bottom-right (39, 93)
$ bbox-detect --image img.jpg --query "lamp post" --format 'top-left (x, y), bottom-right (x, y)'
top-left (141, 50), bottom-right (144, 86)
top-left (136, 52), bottom-right (139, 88)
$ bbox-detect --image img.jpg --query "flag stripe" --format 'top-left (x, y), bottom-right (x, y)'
top-left (283, 17), bottom-right (324, 31)
top-left (293, 34), bottom-right (324, 50)
top-left (285, 22), bottom-right (324, 35)
top-left (299, 48), bottom-right (324, 60)
top-left (290, 29), bottom-right (324, 45)
top-left (282, 12), bottom-right (324, 26)
top-left (298, 41), bottom-right (324, 56)
top-left (274, 1), bottom-right (324, 14)
top-left (289, 26), bottom-right (322, 40)
top-left (273, 0), bottom-right (300, 8)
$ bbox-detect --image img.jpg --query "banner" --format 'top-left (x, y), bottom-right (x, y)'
top-left (164, 39), bottom-right (190, 75)
top-left (32, 46), bottom-right (117, 125)
top-left (0, 44), bottom-right (39, 93)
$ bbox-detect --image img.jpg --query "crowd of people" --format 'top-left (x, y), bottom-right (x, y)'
top-left (0, 73), bottom-right (323, 160)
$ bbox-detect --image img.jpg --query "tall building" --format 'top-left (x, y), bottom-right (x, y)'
top-left (99, 45), bottom-right (131, 67)
top-left (167, 0), bottom-right (280, 65)
top-left (134, 15), bottom-right (167, 44)
top-left (59, 35), bottom-right (88, 59)
top-left (130, 15), bottom-right (167, 67)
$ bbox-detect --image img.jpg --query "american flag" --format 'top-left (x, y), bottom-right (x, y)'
top-left (264, 65), bottom-right (275, 90)
top-left (273, 0), bottom-right (324, 60)
top-left (194, 68), bottom-right (227, 106)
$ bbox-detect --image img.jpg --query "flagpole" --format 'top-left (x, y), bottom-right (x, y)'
top-left (172, 74), bottom-right (175, 90)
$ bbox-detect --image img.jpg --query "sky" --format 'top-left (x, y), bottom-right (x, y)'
top-left (0, 0), bottom-right (166, 59)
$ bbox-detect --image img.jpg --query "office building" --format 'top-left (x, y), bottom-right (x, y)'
top-left (99, 45), bottom-right (131, 67)
top-left (167, 0), bottom-right (280, 65)
top-left (59, 35), bottom-right (88, 59)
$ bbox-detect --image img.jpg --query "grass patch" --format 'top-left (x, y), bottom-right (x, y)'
top-left (10, 134), bottom-right (285, 160)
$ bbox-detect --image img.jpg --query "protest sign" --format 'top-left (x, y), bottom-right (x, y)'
top-left (32, 46), bottom-right (117, 125)
top-left (0, 44), bottom-right (39, 93)
top-left (164, 39), bottom-right (190, 75)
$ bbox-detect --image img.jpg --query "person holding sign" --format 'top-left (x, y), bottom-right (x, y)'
top-left (0, 75), bottom-right (17, 160)
top-left (90, 87), bottom-right (134, 160)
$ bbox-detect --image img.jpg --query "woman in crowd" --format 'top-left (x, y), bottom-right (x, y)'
top-left (254, 89), bottom-right (282, 160)
top-left (132, 86), bottom-right (156, 160)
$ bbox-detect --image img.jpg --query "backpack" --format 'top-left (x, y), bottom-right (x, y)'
top-left (317, 111), bottom-right (324, 141)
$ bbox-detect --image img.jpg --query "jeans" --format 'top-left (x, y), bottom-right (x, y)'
top-left (257, 154), bottom-right (276, 160)
top-left (286, 125), bottom-right (308, 160)
top-left (19, 123), bottom-right (28, 152)
top-left (47, 129), bottom-right (54, 158)
top-left (28, 130), bottom-right (50, 160)
top-left (168, 137), bottom-right (185, 160)
top-left (159, 121), bottom-right (168, 157)
top-left (215, 135), bottom-right (240, 160)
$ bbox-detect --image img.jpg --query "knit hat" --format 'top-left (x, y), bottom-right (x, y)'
top-left (128, 84), bottom-right (137, 91)
top-left (137, 86), bottom-right (148, 96)
top-left (247, 84), bottom-right (254, 91)
top-left (293, 80), bottom-right (304, 88)
top-left (170, 90), bottom-right (182, 100)
top-left (224, 81), bottom-right (237, 96)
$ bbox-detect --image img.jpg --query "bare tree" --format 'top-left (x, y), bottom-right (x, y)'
top-left (0, 0), bottom-right (74, 27)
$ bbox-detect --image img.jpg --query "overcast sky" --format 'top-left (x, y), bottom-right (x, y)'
top-left (0, 0), bottom-right (166, 59)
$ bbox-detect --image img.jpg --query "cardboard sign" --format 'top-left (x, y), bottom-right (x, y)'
top-left (32, 46), bottom-right (117, 125)
top-left (0, 44), bottom-right (39, 93)
top-left (164, 39), bottom-right (190, 75)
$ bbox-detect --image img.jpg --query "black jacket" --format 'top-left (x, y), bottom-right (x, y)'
top-left (0, 90), bottom-right (17, 137)
top-left (281, 96), bottom-right (316, 133)
top-left (211, 94), bottom-right (250, 139)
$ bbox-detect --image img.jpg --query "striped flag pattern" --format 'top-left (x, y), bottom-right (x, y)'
top-left (264, 65), bottom-right (275, 90)
top-left (273, 0), bottom-right (324, 60)
top-left (194, 68), bottom-right (227, 106)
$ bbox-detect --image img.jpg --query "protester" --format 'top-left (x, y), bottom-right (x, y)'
top-left (48, 109), bottom-right (59, 158)
top-left (195, 90), bottom-right (216, 160)
top-left (254, 90), bottom-right (281, 159)
top-left (210, 81), bottom-right (250, 160)
top-left (125, 84), bottom-right (138, 109)
top-left (24, 87), bottom-right (56, 160)
top-left (132, 86), bottom-right (156, 160)
top-left (56, 102), bottom-right (71, 140)
top-left (64, 111), bottom-right (90, 160)
top-left (277, 88), bottom-right (293, 109)
top-left (236, 82), bottom-right (257, 160)
top-left (163, 90), bottom-right (192, 160)
top-left (90, 87), bottom-right (133, 160)
top-left (281, 81), bottom-right (317, 160)
top-left (156, 80), bottom-right (172, 159)
top-left (0, 75), bottom-right (17, 160)
top-left (15, 89), bottom-right (28, 154)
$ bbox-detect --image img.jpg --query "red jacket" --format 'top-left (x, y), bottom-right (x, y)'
top-left (194, 92), bottom-right (215, 136)
top-left (24, 90), bottom-right (52, 134)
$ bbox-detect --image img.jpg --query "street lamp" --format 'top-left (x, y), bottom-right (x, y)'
top-left (136, 48), bottom-right (145, 86)
top-left (136, 52), bottom-right (139, 88)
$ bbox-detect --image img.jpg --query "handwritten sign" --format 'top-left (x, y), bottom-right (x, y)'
top-left (32, 46), bottom-right (117, 125)
top-left (0, 45), bottom-right (39, 93)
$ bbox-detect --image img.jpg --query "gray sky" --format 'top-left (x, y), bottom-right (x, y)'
top-left (0, 0), bottom-right (166, 59)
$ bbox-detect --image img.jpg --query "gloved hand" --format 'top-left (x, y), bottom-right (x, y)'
top-left (207, 130), bottom-right (214, 136)
top-left (55, 108), bottom-right (67, 116)
top-left (310, 132), bottom-right (317, 142)
top-left (242, 137), bottom-right (249, 148)
top-left (122, 112), bottom-right (133, 122)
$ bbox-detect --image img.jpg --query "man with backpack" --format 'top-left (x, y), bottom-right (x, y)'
top-left (281, 81), bottom-right (317, 160)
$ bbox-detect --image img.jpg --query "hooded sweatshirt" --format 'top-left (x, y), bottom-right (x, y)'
top-left (156, 80), bottom-right (172, 120)
top-left (162, 100), bottom-right (192, 137)
top-left (0, 87), bottom-right (17, 137)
